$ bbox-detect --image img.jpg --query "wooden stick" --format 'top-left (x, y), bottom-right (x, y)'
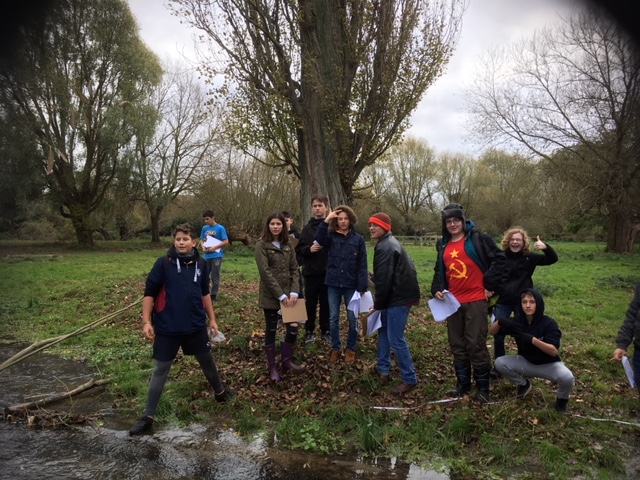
top-left (4, 378), bottom-right (111, 414)
top-left (0, 297), bottom-right (142, 373)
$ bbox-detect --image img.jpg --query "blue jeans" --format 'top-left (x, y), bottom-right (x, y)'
top-left (493, 303), bottom-right (516, 358)
top-left (377, 306), bottom-right (417, 385)
top-left (328, 286), bottom-right (358, 351)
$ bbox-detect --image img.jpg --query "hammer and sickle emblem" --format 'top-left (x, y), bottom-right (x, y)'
top-left (449, 259), bottom-right (468, 279)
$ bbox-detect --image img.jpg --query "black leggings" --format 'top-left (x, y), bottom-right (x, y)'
top-left (264, 308), bottom-right (299, 346)
top-left (144, 352), bottom-right (223, 417)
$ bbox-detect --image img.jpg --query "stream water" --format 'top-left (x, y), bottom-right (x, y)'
top-left (0, 344), bottom-right (449, 479)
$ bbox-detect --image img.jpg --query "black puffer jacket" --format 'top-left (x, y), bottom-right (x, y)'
top-left (372, 232), bottom-right (420, 310)
top-left (616, 283), bottom-right (640, 352)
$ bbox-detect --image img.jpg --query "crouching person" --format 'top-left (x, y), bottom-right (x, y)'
top-left (489, 288), bottom-right (574, 413)
top-left (129, 223), bottom-right (235, 436)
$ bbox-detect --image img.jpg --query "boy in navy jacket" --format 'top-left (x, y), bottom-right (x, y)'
top-left (129, 223), bottom-right (234, 436)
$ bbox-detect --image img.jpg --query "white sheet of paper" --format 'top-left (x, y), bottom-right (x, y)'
top-left (623, 356), bottom-right (636, 388)
top-left (203, 236), bottom-right (223, 252)
top-left (366, 310), bottom-right (382, 336)
top-left (347, 291), bottom-right (361, 315)
top-left (427, 290), bottom-right (461, 322)
top-left (348, 291), bottom-right (374, 316)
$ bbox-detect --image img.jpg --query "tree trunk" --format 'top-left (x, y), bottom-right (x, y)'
top-left (606, 207), bottom-right (638, 253)
top-left (150, 209), bottom-right (162, 244)
top-left (297, 0), bottom-right (351, 219)
top-left (68, 204), bottom-right (94, 247)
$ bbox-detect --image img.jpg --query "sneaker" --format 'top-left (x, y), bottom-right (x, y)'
top-left (516, 379), bottom-right (532, 400)
top-left (392, 383), bottom-right (417, 395)
top-left (554, 398), bottom-right (569, 414)
top-left (305, 332), bottom-right (316, 344)
top-left (128, 416), bottom-right (153, 436)
top-left (321, 333), bottom-right (332, 343)
top-left (214, 389), bottom-right (236, 403)
top-left (345, 349), bottom-right (356, 364)
top-left (329, 350), bottom-right (341, 363)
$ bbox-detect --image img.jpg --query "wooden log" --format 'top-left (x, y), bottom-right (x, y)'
top-left (4, 378), bottom-right (111, 415)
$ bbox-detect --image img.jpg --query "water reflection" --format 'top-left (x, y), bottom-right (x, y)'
top-left (0, 344), bottom-right (448, 479)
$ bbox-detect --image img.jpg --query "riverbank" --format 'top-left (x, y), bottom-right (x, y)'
top-left (1, 241), bottom-right (639, 479)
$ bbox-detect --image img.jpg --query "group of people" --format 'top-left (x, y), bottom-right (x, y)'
top-left (254, 196), bottom-right (420, 395)
top-left (128, 200), bottom-right (640, 436)
top-left (431, 203), bottom-right (574, 412)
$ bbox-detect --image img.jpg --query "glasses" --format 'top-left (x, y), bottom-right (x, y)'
top-left (445, 218), bottom-right (462, 225)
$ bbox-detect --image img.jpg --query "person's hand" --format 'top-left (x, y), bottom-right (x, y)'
top-left (209, 319), bottom-right (219, 337)
top-left (497, 317), bottom-right (523, 336)
top-left (142, 322), bottom-right (155, 340)
top-left (434, 291), bottom-right (444, 300)
top-left (310, 242), bottom-right (323, 253)
top-left (497, 317), bottom-right (514, 329)
top-left (484, 289), bottom-right (494, 299)
top-left (515, 332), bottom-right (534, 344)
top-left (325, 208), bottom-right (341, 223)
top-left (613, 348), bottom-right (627, 362)
top-left (534, 235), bottom-right (547, 250)
top-left (288, 295), bottom-right (298, 307)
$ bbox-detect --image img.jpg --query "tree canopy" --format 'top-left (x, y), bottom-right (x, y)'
top-left (466, 5), bottom-right (640, 253)
top-left (171, 0), bottom-right (465, 217)
top-left (0, 0), bottom-right (162, 245)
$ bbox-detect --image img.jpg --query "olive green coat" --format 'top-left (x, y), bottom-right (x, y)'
top-left (255, 240), bottom-right (301, 310)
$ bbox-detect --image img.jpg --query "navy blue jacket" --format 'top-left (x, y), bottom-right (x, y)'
top-left (144, 246), bottom-right (209, 335)
top-left (315, 221), bottom-right (368, 292)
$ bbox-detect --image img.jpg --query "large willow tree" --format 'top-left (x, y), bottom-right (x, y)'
top-left (0, 0), bottom-right (162, 245)
top-left (171, 0), bottom-right (465, 214)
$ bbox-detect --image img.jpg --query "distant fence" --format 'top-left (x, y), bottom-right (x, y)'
top-left (393, 234), bottom-right (440, 246)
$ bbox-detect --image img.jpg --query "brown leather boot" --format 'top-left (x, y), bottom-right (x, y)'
top-left (329, 349), bottom-right (341, 363)
top-left (345, 349), bottom-right (356, 364)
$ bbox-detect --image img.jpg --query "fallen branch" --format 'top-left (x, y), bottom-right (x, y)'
top-left (4, 377), bottom-right (111, 415)
top-left (0, 297), bottom-right (142, 373)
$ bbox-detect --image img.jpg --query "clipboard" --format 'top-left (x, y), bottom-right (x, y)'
top-left (281, 298), bottom-right (307, 323)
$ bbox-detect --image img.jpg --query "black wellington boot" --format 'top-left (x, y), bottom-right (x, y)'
top-left (449, 362), bottom-right (472, 397)
top-left (474, 365), bottom-right (491, 404)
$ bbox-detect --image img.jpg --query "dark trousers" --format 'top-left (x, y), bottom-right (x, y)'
top-left (264, 309), bottom-right (299, 345)
top-left (303, 274), bottom-right (330, 335)
top-left (447, 300), bottom-right (491, 368)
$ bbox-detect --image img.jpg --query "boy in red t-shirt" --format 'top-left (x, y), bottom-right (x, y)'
top-left (431, 204), bottom-right (506, 403)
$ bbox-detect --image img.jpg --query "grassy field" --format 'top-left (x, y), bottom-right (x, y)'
top-left (1, 240), bottom-right (639, 479)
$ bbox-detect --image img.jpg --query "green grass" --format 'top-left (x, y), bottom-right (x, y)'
top-left (1, 240), bottom-right (639, 479)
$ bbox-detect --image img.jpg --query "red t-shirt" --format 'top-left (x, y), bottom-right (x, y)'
top-left (443, 238), bottom-right (486, 304)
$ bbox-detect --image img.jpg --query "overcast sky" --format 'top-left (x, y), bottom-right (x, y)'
top-left (127, 0), bottom-right (578, 156)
